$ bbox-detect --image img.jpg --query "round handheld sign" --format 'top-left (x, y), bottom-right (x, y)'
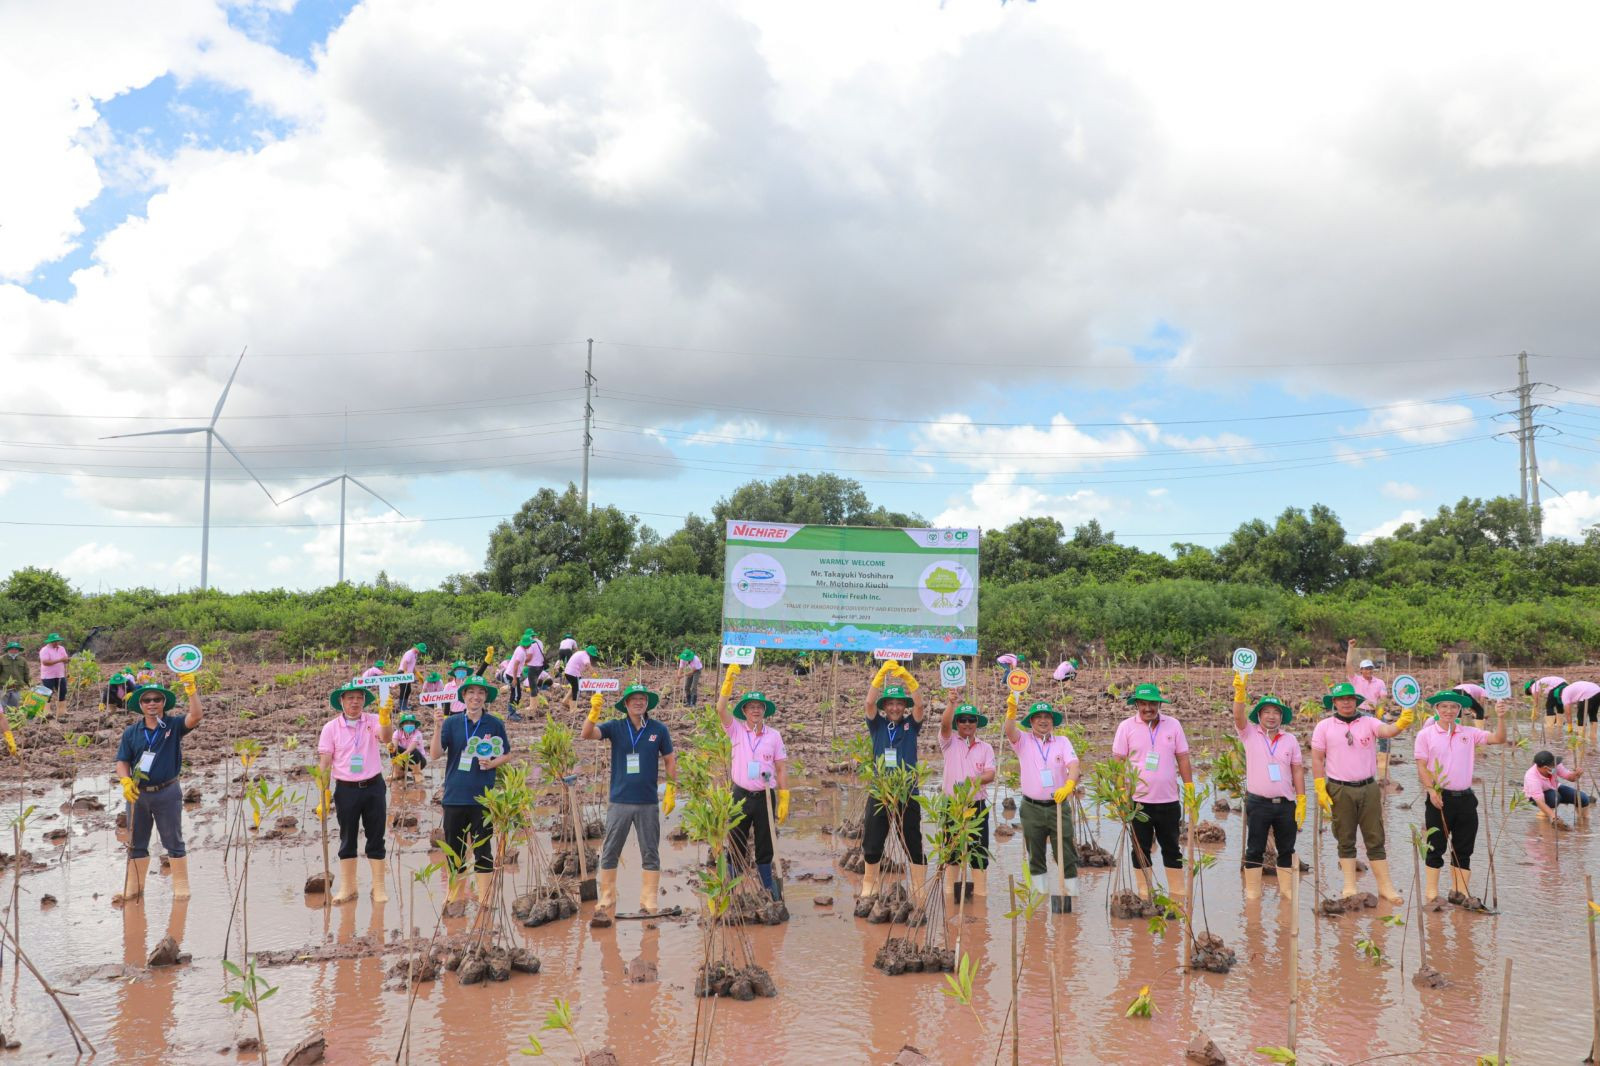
top-left (940, 660), bottom-right (968, 689)
top-left (1231, 647), bottom-right (1258, 675)
top-left (1006, 668), bottom-right (1030, 694)
top-left (1391, 674), bottom-right (1421, 709)
top-left (166, 644), bottom-right (203, 675)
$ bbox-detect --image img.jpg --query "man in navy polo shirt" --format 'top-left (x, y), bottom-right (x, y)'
top-left (115, 673), bottom-right (205, 904)
top-left (582, 683), bottom-right (677, 926)
top-left (858, 660), bottom-right (927, 903)
top-left (428, 675), bottom-right (513, 909)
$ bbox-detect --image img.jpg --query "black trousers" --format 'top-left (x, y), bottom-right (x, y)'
top-left (1130, 800), bottom-right (1183, 870)
top-left (396, 682), bottom-right (413, 710)
top-left (1243, 794), bottom-right (1297, 869)
top-left (862, 794), bottom-right (925, 866)
top-left (1579, 695), bottom-right (1600, 725)
top-left (442, 803), bottom-right (494, 872)
top-left (1425, 789), bottom-right (1479, 869)
top-left (334, 777), bottom-right (387, 860)
top-left (730, 786), bottom-right (776, 866)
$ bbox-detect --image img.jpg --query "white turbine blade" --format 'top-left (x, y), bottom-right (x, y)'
top-left (347, 475), bottom-right (405, 517)
top-left (278, 476), bottom-right (342, 504)
top-left (210, 346), bottom-right (248, 427)
top-left (100, 426), bottom-right (207, 440)
top-left (210, 429), bottom-right (278, 505)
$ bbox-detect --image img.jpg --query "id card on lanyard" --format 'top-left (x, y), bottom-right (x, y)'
top-left (458, 717), bottom-right (483, 772)
top-left (1143, 721), bottom-right (1161, 772)
top-left (745, 727), bottom-right (767, 783)
top-left (883, 722), bottom-right (901, 767)
top-left (1033, 737), bottom-right (1054, 788)
top-left (1265, 732), bottom-right (1282, 782)
top-left (625, 721), bottom-right (646, 775)
top-left (138, 724), bottom-right (165, 774)
top-left (344, 716), bottom-right (366, 776)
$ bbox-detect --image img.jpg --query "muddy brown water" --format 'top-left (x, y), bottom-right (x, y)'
top-left (3, 665), bottom-right (1596, 1063)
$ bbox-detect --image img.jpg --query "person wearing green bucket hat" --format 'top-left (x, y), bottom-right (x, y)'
top-left (1412, 689), bottom-right (1507, 909)
top-left (396, 642), bottom-right (426, 712)
top-left (114, 671), bottom-right (205, 903)
top-left (561, 644), bottom-right (599, 707)
top-left (38, 633), bottom-right (68, 706)
top-left (317, 681), bottom-right (388, 905)
top-left (676, 649), bottom-right (704, 708)
top-left (856, 660), bottom-right (927, 904)
top-left (716, 664), bottom-right (790, 901)
top-left (1, 640), bottom-right (29, 713)
top-left (582, 683), bottom-right (677, 923)
top-left (938, 692), bottom-right (995, 903)
top-left (1311, 678), bottom-right (1415, 903)
top-left (1003, 692), bottom-right (1080, 912)
top-left (390, 712), bottom-right (428, 784)
top-left (1112, 683), bottom-right (1195, 901)
top-left (429, 675), bottom-right (510, 910)
top-left (1230, 672), bottom-right (1305, 903)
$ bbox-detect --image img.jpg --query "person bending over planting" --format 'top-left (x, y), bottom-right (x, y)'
top-left (563, 644), bottom-right (598, 707)
top-left (115, 673), bottom-right (204, 902)
top-left (317, 681), bottom-right (390, 904)
top-left (1004, 695), bottom-right (1080, 909)
top-left (859, 660), bottom-right (927, 901)
top-left (716, 665), bottom-right (790, 900)
top-left (582, 683), bottom-right (677, 925)
top-left (1311, 681), bottom-right (1415, 902)
top-left (1231, 673), bottom-right (1304, 903)
top-left (1112, 683), bottom-right (1195, 900)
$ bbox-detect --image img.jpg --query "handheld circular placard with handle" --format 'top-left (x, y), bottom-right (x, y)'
top-left (1231, 648), bottom-right (1258, 675)
top-left (165, 644), bottom-right (203, 675)
top-left (1391, 674), bottom-right (1421, 709)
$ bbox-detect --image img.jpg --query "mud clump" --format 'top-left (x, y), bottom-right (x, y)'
top-left (550, 817), bottom-right (604, 842)
top-left (1193, 822), bottom-right (1226, 844)
top-left (1411, 965), bottom-right (1448, 989)
top-left (1319, 893), bottom-right (1378, 916)
top-left (1075, 842), bottom-right (1114, 867)
top-left (873, 936), bottom-right (955, 976)
top-left (1189, 932), bottom-right (1236, 974)
top-left (838, 846), bottom-right (900, 876)
top-left (1111, 891), bottom-right (1159, 919)
top-left (836, 818), bottom-right (863, 840)
top-left (1211, 798), bottom-right (1233, 813)
top-left (386, 952), bottom-right (442, 987)
top-left (147, 935), bottom-right (189, 967)
top-left (729, 892), bottom-right (789, 925)
top-left (1185, 1033), bottom-right (1227, 1065)
top-left (1259, 843), bottom-right (1310, 872)
top-left (1448, 891), bottom-right (1492, 913)
top-left (281, 1031), bottom-right (327, 1065)
top-left (550, 848), bottom-right (599, 878)
top-left (514, 887), bottom-right (579, 927)
top-left (303, 871), bottom-right (331, 895)
top-left (854, 882), bottom-right (926, 927)
top-left (695, 962), bottom-right (777, 1000)
top-left (457, 945), bottom-right (533, 985)
top-left (183, 787), bottom-right (202, 804)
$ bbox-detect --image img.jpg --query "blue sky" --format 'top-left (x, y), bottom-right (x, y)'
top-left (4, 1), bottom-right (1600, 592)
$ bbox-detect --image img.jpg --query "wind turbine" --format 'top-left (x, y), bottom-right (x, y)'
top-left (278, 411), bottom-right (403, 584)
top-left (103, 347), bottom-right (277, 591)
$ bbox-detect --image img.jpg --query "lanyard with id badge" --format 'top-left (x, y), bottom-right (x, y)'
top-left (625, 720), bottom-right (647, 775)
top-left (745, 727), bottom-right (769, 783)
top-left (1142, 722), bottom-right (1163, 773)
top-left (137, 724), bottom-right (166, 775)
top-left (1264, 732), bottom-right (1284, 782)
top-left (343, 716), bottom-right (367, 776)
top-left (459, 717), bottom-right (484, 772)
top-left (1032, 737), bottom-right (1057, 788)
top-left (883, 722), bottom-right (902, 767)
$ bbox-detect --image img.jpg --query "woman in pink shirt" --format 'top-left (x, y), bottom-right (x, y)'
top-left (938, 692), bottom-right (996, 902)
top-left (1230, 673), bottom-right (1305, 902)
top-left (1311, 682), bottom-right (1415, 902)
top-left (396, 642), bottom-right (424, 711)
top-left (38, 632), bottom-right (68, 705)
top-left (317, 681), bottom-right (389, 905)
top-left (1413, 690), bottom-right (1507, 909)
top-left (1452, 683), bottom-right (1489, 721)
top-left (1558, 681), bottom-right (1600, 745)
top-left (1525, 676), bottom-right (1566, 734)
top-left (1111, 683), bottom-right (1195, 901)
top-left (1524, 750), bottom-right (1592, 827)
top-left (390, 712), bottom-right (428, 783)
top-left (715, 665), bottom-right (790, 901)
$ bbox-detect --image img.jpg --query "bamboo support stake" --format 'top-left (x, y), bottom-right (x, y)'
top-left (1413, 837), bottom-right (1428, 972)
top-left (1010, 873), bottom-right (1020, 1066)
top-left (1498, 957), bottom-right (1512, 1065)
top-left (1588, 874), bottom-right (1600, 1059)
top-left (1287, 869), bottom-right (1300, 1051)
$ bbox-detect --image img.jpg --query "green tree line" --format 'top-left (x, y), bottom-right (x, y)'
top-left (4, 475), bottom-right (1597, 665)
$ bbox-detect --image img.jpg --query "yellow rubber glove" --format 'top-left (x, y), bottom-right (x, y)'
top-left (1052, 780), bottom-right (1076, 804)
top-left (1232, 672), bottom-right (1247, 704)
top-left (314, 784), bottom-right (332, 820)
top-left (661, 783), bottom-right (676, 816)
top-left (1295, 794), bottom-right (1307, 829)
top-left (720, 664), bottom-right (741, 698)
top-left (484, 645), bottom-right (496, 666)
top-left (1005, 692), bottom-right (1018, 721)
top-left (3, 728), bottom-right (14, 756)
top-left (120, 775), bottom-right (139, 804)
top-left (587, 693), bottom-right (604, 723)
top-left (378, 698), bottom-right (392, 731)
top-left (1393, 707), bottom-right (1416, 731)
top-left (180, 673), bottom-right (198, 698)
top-left (1183, 780), bottom-right (1197, 806)
top-left (1314, 777), bottom-right (1332, 817)
top-left (895, 665), bottom-right (919, 693)
top-left (776, 788), bottom-right (791, 823)
top-left (871, 661), bottom-right (895, 688)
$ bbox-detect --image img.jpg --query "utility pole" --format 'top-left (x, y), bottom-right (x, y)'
top-left (581, 337), bottom-right (595, 512)
top-left (1517, 351), bottom-right (1531, 511)
top-left (1513, 350), bottom-right (1547, 546)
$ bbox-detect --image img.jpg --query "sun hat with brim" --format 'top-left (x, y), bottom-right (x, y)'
top-left (678, 649), bottom-right (695, 662)
top-left (415, 642), bottom-right (427, 653)
top-left (519, 636), bottom-right (533, 647)
top-left (456, 676), bottom-right (499, 703)
top-left (329, 682), bottom-right (375, 711)
top-left (953, 703), bottom-right (989, 728)
top-left (426, 672), bottom-right (441, 683)
top-left (3, 642), bottom-right (20, 651)
top-left (1022, 701), bottom-right (1063, 726)
top-left (614, 683), bottom-right (659, 713)
top-left (1125, 683), bottom-right (1170, 705)
top-left (1249, 696), bottom-right (1294, 725)
top-left (398, 712), bottom-right (419, 728)
top-left (876, 684), bottom-right (914, 710)
top-left (1322, 682), bottom-right (1360, 709)
top-left (585, 645), bottom-right (599, 657)
top-left (1426, 690), bottom-right (1474, 710)
top-left (129, 683), bottom-right (176, 712)
top-left (45, 633), bottom-right (62, 644)
top-left (375, 660), bottom-right (385, 670)
top-left (1523, 679), bottom-right (1534, 694)
top-left (733, 691), bottom-right (776, 720)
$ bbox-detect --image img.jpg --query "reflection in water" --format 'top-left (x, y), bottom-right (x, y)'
top-left (5, 734), bottom-right (1596, 1062)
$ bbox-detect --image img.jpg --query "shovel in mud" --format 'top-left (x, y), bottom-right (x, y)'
top-left (763, 787), bottom-right (785, 901)
top-left (1051, 801), bottom-right (1071, 914)
top-left (564, 778), bottom-right (597, 902)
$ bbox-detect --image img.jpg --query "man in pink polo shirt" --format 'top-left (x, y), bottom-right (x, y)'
top-left (716, 664), bottom-right (790, 901)
top-left (1311, 682), bottom-right (1415, 902)
top-left (1111, 683), bottom-right (1195, 900)
top-left (317, 680), bottom-right (390, 905)
top-left (1345, 639), bottom-right (1395, 786)
top-left (1231, 673), bottom-right (1305, 902)
top-left (939, 692), bottom-right (996, 902)
top-left (1558, 681), bottom-right (1600, 745)
top-left (1524, 750), bottom-right (1592, 827)
top-left (1413, 689), bottom-right (1507, 909)
top-left (1525, 676), bottom-right (1566, 736)
top-left (1005, 693), bottom-right (1080, 911)
top-left (396, 642), bottom-right (424, 712)
top-left (38, 632), bottom-right (68, 706)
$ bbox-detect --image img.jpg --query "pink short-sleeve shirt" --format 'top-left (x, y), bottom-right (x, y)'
top-left (1349, 674), bottom-right (1387, 710)
top-left (1311, 714), bottom-right (1384, 782)
top-left (1237, 722), bottom-right (1302, 800)
top-left (940, 733), bottom-right (996, 796)
top-left (1411, 721), bottom-right (1489, 791)
top-left (1524, 763), bottom-right (1578, 802)
top-left (1564, 681), bottom-right (1600, 706)
top-left (1111, 713), bottom-right (1189, 804)
top-left (318, 712), bottom-right (384, 781)
top-left (725, 720), bottom-right (786, 792)
top-left (1008, 731), bottom-right (1078, 802)
top-left (39, 645), bottom-right (67, 680)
